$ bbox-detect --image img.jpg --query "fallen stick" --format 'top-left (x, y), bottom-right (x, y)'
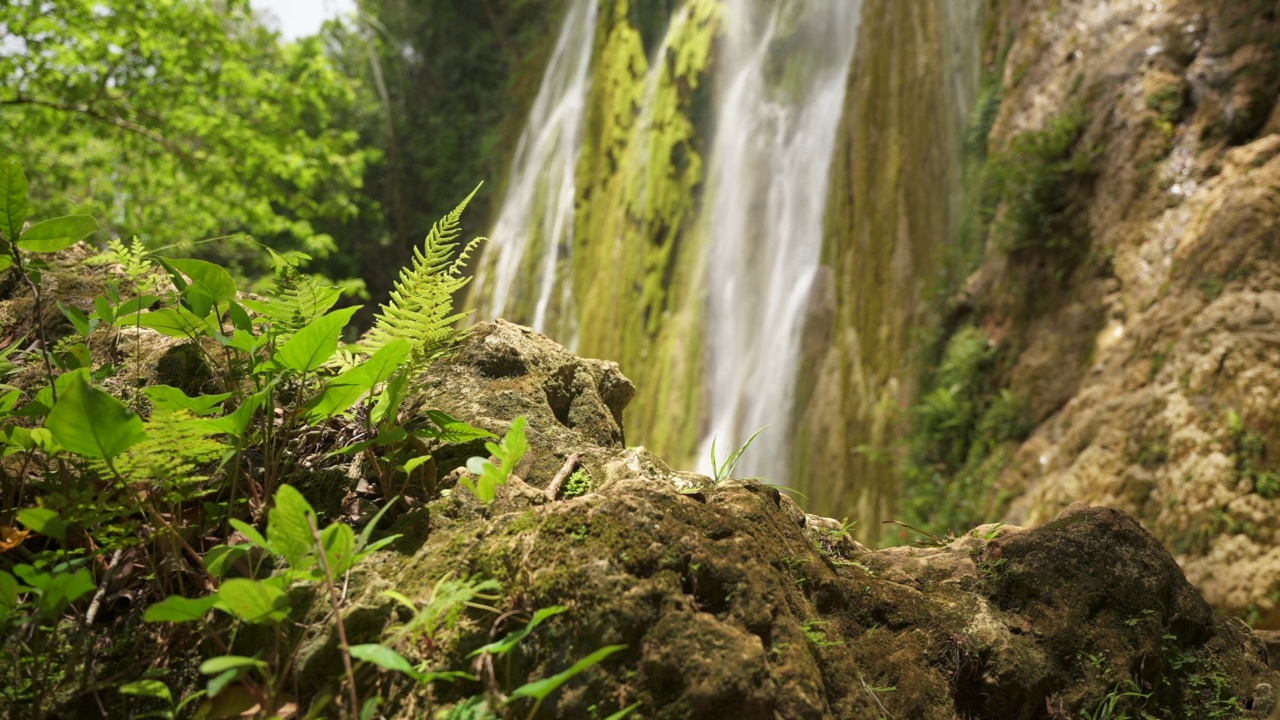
top-left (545, 453), bottom-right (582, 501)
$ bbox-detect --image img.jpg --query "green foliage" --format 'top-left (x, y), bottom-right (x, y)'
top-left (0, 0), bottom-right (369, 266)
top-left (710, 426), bottom-right (768, 482)
top-left (0, 162), bottom-right (509, 718)
top-left (464, 416), bottom-right (531, 503)
top-left (1227, 410), bottom-right (1280, 500)
top-left (563, 468), bottom-right (593, 499)
top-left (903, 326), bottom-right (1032, 537)
top-left (1080, 680), bottom-right (1150, 720)
top-left (987, 103), bottom-right (1093, 252)
top-left (365, 186), bottom-right (485, 372)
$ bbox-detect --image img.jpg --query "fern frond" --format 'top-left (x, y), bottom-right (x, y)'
top-left (97, 409), bottom-right (226, 501)
top-left (365, 184), bottom-right (485, 373)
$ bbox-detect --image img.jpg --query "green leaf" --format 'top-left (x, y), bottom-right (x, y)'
top-left (603, 703), bottom-right (643, 720)
top-left (14, 565), bottom-right (96, 619)
top-left (205, 544), bottom-right (251, 578)
top-left (144, 594), bottom-right (220, 622)
top-left (183, 283), bottom-right (214, 319)
top-left (319, 522), bottom-right (354, 575)
top-left (267, 484), bottom-right (316, 571)
top-left (469, 606), bottom-right (567, 658)
top-left (403, 455), bottom-right (432, 475)
top-left (273, 305), bottom-right (361, 373)
top-left (216, 579), bottom-right (290, 624)
top-left (118, 679), bottom-right (173, 704)
top-left (198, 655), bottom-right (268, 675)
top-left (144, 385), bottom-right (232, 416)
top-left (305, 338), bottom-right (412, 422)
top-left (209, 391), bottom-right (268, 437)
top-left (58, 302), bottom-right (93, 337)
top-left (0, 570), bottom-right (17, 623)
top-left (94, 295), bottom-right (115, 325)
top-left (357, 496), bottom-right (398, 552)
top-left (228, 301), bottom-right (253, 332)
top-left (17, 507), bottom-right (67, 543)
top-left (161, 257), bottom-right (238, 306)
top-left (349, 644), bottom-right (422, 680)
top-left (45, 369), bottom-right (147, 460)
top-left (462, 416), bottom-right (528, 504)
top-left (133, 306), bottom-right (213, 339)
top-left (0, 160), bottom-right (28, 242)
top-left (228, 519), bottom-right (269, 551)
top-left (17, 215), bottom-right (98, 253)
top-left (114, 295), bottom-right (161, 318)
top-left (0, 256), bottom-right (12, 273)
top-left (371, 371), bottom-right (410, 426)
top-left (425, 410), bottom-right (497, 444)
top-left (507, 645), bottom-right (627, 704)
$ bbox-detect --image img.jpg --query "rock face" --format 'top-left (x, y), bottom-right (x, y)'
top-left (935, 0), bottom-right (1280, 626)
top-left (344, 325), bottom-right (1276, 719)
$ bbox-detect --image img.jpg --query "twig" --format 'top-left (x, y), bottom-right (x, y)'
top-left (84, 548), bottom-right (124, 627)
top-left (308, 514), bottom-right (360, 715)
top-left (544, 453), bottom-right (581, 501)
top-left (859, 674), bottom-right (895, 719)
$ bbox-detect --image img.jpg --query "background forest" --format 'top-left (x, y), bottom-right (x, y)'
top-left (1, 0), bottom-right (565, 308)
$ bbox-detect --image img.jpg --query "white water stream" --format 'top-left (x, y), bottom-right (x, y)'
top-left (696, 0), bottom-right (862, 481)
top-left (470, 0), bottom-right (597, 338)
top-left (478, 0), bottom-right (862, 486)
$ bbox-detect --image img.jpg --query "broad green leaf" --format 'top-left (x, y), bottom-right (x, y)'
top-left (0, 570), bottom-right (17, 623)
top-left (161, 257), bottom-right (238, 305)
top-left (45, 370), bottom-right (147, 460)
top-left (267, 484), bottom-right (316, 571)
top-left (94, 295), bottom-right (114, 325)
top-left (0, 388), bottom-right (18, 416)
top-left (58, 302), bottom-right (93, 337)
top-left (403, 454), bottom-right (432, 474)
top-left (198, 655), bottom-right (268, 675)
top-left (216, 579), bottom-right (290, 624)
top-left (0, 160), bottom-right (28, 242)
top-left (205, 668), bottom-right (241, 699)
top-left (371, 371), bottom-right (410, 426)
top-left (144, 594), bottom-right (220, 622)
top-left (425, 410), bottom-right (497, 444)
top-left (228, 519), bottom-right (268, 550)
top-left (507, 645), bottom-right (627, 704)
top-left (17, 507), bottom-right (68, 543)
top-left (205, 544), bottom-right (251, 578)
top-left (17, 215), bottom-right (98, 253)
top-left (130, 307), bottom-right (211, 338)
top-left (274, 305), bottom-right (360, 373)
top-left (14, 565), bottom-right (95, 619)
top-left (0, 256), bottom-right (11, 272)
top-left (349, 644), bottom-right (421, 680)
top-left (361, 697), bottom-right (383, 720)
top-left (118, 679), bottom-right (173, 704)
top-left (115, 295), bottom-right (161, 317)
top-left (227, 301), bottom-right (253, 332)
top-left (209, 391), bottom-right (268, 437)
top-left (144, 385), bottom-right (232, 416)
top-left (319, 522), bottom-right (354, 575)
top-left (469, 606), bottom-right (567, 657)
top-left (183, 283), bottom-right (214, 319)
top-left (305, 338), bottom-right (412, 422)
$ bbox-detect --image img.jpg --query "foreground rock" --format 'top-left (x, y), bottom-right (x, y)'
top-left (316, 324), bottom-right (1276, 719)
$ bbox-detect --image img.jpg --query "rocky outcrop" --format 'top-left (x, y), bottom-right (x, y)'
top-left (328, 325), bottom-right (1274, 719)
top-left (940, 0), bottom-right (1280, 626)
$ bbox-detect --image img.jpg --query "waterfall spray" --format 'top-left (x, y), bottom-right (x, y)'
top-left (697, 0), bottom-right (863, 483)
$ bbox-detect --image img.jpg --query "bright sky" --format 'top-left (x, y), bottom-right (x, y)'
top-left (250, 0), bottom-right (356, 40)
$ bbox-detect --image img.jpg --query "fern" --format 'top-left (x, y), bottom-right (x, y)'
top-left (87, 237), bottom-right (165, 295)
top-left (239, 252), bottom-right (343, 340)
top-left (105, 409), bottom-right (226, 501)
top-left (364, 185), bottom-right (484, 373)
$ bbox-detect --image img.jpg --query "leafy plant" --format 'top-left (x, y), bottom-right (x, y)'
top-left (709, 426), bottom-right (767, 482)
top-left (463, 416), bottom-right (530, 503)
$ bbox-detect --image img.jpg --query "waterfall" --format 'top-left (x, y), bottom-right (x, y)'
top-left (470, 0), bottom-right (597, 340)
top-left (697, 0), bottom-right (863, 482)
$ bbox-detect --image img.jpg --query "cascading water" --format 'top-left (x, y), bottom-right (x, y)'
top-left (697, 0), bottom-right (862, 482)
top-left (470, 0), bottom-right (597, 341)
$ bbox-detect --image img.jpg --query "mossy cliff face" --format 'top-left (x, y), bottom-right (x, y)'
top-left (907, 0), bottom-right (1280, 625)
top-left (790, 0), bottom-right (984, 537)
top-left (570, 0), bottom-right (721, 469)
